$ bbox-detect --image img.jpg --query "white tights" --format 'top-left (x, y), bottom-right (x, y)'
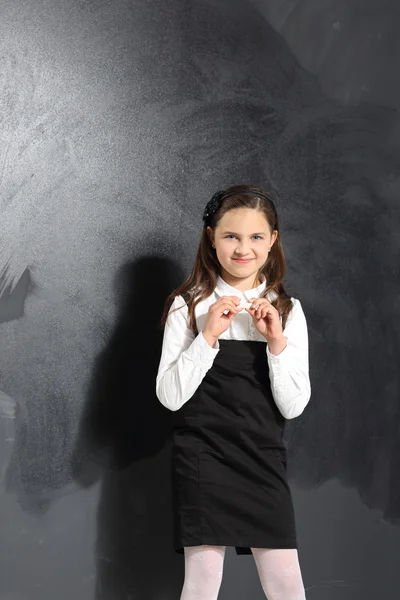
top-left (180, 545), bottom-right (306, 600)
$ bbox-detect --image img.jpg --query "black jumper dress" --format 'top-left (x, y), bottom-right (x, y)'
top-left (171, 324), bottom-right (298, 555)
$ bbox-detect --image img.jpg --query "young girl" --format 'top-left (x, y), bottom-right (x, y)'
top-left (156, 184), bottom-right (311, 600)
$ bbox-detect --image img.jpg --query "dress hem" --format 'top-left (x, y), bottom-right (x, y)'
top-left (174, 538), bottom-right (298, 555)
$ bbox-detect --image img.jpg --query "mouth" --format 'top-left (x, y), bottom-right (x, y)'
top-left (232, 258), bottom-right (254, 264)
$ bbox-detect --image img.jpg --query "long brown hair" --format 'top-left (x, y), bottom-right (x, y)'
top-left (160, 184), bottom-right (294, 334)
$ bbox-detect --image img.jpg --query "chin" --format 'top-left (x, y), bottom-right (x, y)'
top-left (224, 264), bottom-right (261, 277)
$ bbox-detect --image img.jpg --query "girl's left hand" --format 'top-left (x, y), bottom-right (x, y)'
top-left (245, 297), bottom-right (283, 341)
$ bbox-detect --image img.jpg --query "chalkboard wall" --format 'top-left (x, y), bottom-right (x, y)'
top-left (1, 0), bottom-right (399, 598)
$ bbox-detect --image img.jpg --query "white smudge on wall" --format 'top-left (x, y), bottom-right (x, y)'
top-left (0, 390), bottom-right (16, 484)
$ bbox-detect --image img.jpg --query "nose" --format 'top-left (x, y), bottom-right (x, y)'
top-left (234, 243), bottom-right (252, 256)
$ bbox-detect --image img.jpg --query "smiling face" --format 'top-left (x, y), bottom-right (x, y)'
top-left (207, 207), bottom-right (278, 291)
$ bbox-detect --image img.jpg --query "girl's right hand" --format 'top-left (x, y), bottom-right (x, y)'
top-left (202, 295), bottom-right (241, 343)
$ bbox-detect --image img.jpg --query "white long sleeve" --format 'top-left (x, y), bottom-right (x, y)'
top-left (266, 299), bottom-right (311, 419)
top-left (156, 296), bottom-right (220, 411)
top-left (156, 277), bottom-right (311, 418)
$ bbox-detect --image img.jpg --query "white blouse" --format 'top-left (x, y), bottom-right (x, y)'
top-left (156, 275), bottom-right (311, 419)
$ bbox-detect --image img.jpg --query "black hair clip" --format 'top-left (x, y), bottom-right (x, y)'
top-left (202, 187), bottom-right (277, 228)
top-left (202, 190), bottom-right (225, 227)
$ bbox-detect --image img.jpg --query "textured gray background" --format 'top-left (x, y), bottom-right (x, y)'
top-left (0, 0), bottom-right (399, 598)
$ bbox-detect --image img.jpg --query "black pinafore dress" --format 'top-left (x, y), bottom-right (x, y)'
top-left (171, 336), bottom-right (298, 555)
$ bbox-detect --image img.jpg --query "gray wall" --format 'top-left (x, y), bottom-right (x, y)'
top-left (1, 0), bottom-right (399, 598)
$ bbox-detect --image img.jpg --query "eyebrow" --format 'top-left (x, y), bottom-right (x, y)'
top-left (221, 231), bottom-right (267, 236)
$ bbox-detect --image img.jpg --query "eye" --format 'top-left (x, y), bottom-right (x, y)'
top-left (225, 235), bottom-right (263, 240)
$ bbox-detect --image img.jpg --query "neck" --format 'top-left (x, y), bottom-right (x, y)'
top-left (219, 268), bottom-right (263, 291)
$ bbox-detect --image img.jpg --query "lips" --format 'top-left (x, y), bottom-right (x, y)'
top-left (232, 258), bottom-right (253, 264)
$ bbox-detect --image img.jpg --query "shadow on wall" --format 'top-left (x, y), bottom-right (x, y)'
top-left (1, 2), bottom-right (400, 592)
top-left (72, 255), bottom-right (183, 600)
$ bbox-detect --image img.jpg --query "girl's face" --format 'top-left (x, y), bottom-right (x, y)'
top-left (208, 208), bottom-right (278, 289)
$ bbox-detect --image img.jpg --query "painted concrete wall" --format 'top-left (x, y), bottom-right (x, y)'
top-left (1, 1), bottom-right (399, 598)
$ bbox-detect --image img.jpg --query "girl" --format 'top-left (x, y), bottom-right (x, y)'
top-left (156, 184), bottom-right (311, 600)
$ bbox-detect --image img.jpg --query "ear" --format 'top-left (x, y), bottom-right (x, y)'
top-left (270, 229), bottom-right (279, 247)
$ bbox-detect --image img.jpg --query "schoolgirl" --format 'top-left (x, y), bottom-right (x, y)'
top-left (156, 184), bottom-right (311, 599)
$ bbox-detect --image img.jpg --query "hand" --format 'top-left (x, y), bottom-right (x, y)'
top-left (203, 295), bottom-right (241, 342)
top-left (245, 297), bottom-right (286, 347)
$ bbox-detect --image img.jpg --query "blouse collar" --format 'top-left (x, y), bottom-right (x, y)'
top-left (215, 273), bottom-right (268, 299)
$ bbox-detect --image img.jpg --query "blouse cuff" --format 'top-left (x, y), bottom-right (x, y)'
top-left (184, 330), bottom-right (220, 370)
top-left (266, 341), bottom-right (289, 366)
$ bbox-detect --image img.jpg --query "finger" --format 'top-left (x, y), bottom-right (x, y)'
top-left (250, 303), bottom-right (262, 312)
top-left (249, 299), bottom-right (260, 309)
top-left (221, 309), bottom-right (239, 317)
top-left (215, 297), bottom-right (240, 309)
top-left (245, 306), bottom-right (259, 318)
top-left (218, 301), bottom-right (241, 315)
top-left (222, 311), bottom-right (240, 318)
top-left (224, 295), bottom-right (241, 306)
top-left (213, 297), bottom-right (238, 309)
top-left (245, 305), bottom-right (257, 314)
top-left (254, 303), bottom-right (265, 315)
top-left (221, 298), bottom-right (241, 310)
top-left (252, 300), bottom-right (269, 309)
top-left (247, 303), bottom-right (266, 317)
top-left (250, 298), bottom-right (271, 308)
